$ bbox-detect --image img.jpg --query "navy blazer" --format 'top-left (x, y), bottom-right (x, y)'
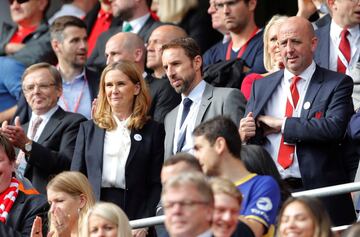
top-left (246, 66), bottom-right (356, 225)
top-left (314, 22), bottom-right (331, 69)
top-left (23, 107), bottom-right (87, 194)
top-left (71, 119), bottom-right (164, 220)
top-left (0, 191), bottom-right (48, 237)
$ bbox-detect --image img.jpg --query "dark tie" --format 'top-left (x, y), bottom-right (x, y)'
top-left (122, 22), bottom-right (133, 32)
top-left (176, 98), bottom-right (193, 153)
top-left (277, 76), bottom-right (301, 169)
top-left (337, 29), bottom-right (351, 73)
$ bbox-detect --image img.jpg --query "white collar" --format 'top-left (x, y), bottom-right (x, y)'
top-left (284, 61), bottom-right (316, 82)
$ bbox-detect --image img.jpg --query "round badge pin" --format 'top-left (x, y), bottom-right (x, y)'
top-left (134, 134), bottom-right (142, 141)
top-left (303, 101), bottom-right (311, 110)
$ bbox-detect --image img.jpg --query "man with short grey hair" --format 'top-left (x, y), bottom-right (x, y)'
top-left (162, 172), bottom-right (214, 237)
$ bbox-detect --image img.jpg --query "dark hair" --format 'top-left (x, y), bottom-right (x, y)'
top-left (161, 37), bottom-right (201, 61)
top-left (0, 134), bottom-right (15, 162)
top-left (193, 116), bottom-right (242, 158)
top-left (278, 197), bottom-right (332, 237)
top-left (50, 15), bottom-right (87, 41)
top-left (241, 145), bottom-right (291, 204)
top-left (164, 152), bottom-right (202, 172)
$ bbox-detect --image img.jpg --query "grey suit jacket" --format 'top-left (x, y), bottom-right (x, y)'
top-left (164, 82), bottom-right (246, 159)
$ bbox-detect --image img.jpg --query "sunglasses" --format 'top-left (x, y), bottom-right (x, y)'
top-left (9, 0), bottom-right (30, 4)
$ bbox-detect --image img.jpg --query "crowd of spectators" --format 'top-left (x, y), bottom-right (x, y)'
top-left (0, 0), bottom-right (359, 237)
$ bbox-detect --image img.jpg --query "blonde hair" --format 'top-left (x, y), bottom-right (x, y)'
top-left (263, 15), bottom-right (288, 71)
top-left (47, 171), bottom-right (96, 236)
top-left (209, 177), bottom-right (243, 205)
top-left (81, 202), bottom-right (132, 237)
top-left (93, 61), bottom-right (150, 131)
top-left (156, 0), bottom-right (198, 23)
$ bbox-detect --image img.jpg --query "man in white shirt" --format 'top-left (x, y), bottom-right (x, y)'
top-left (0, 63), bottom-right (86, 193)
top-left (314, 0), bottom-right (360, 108)
top-left (162, 172), bottom-right (214, 237)
top-left (162, 37), bottom-right (246, 159)
top-left (239, 16), bottom-right (356, 226)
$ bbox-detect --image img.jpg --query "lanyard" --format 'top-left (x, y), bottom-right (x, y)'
top-left (60, 74), bottom-right (88, 113)
top-left (226, 27), bottom-right (259, 60)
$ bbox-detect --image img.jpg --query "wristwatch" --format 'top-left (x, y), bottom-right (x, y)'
top-left (24, 141), bottom-right (32, 154)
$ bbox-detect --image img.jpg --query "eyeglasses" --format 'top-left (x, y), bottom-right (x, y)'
top-left (9, 0), bottom-right (30, 5)
top-left (22, 83), bottom-right (56, 93)
top-left (163, 200), bottom-right (209, 210)
top-left (215, 0), bottom-right (241, 10)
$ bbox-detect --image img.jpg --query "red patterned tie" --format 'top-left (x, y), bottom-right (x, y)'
top-left (277, 76), bottom-right (301, 169)
top-left (337, 29), bottom-right (351, 73)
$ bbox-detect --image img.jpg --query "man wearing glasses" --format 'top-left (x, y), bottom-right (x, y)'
top-left (162, 172), bottom-right (214, 237)
top-left (0, 63), bottom-right (86, 194)
top-left (203, 0), bottom-right (266, 74)
top-left (0, 0), bottom-right (56, 122)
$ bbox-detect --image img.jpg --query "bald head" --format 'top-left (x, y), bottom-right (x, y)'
top-left (277, 16), bottom-right (317, 75)
top-left (105, 32), bottom-right (146, 69)
top-left (146, 25), bottom-right (187, 78)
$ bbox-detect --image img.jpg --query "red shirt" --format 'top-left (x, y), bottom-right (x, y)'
top-left (9, 25), bottom-right (37, 43)
top-left (87, 8), bottom-right (112, 57)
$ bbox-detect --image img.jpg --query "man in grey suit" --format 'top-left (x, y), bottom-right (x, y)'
top-left (162, 37), bottom-right (246, 159)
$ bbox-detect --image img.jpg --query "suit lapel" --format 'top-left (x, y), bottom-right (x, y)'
top-left (85, 67), bottom-right (100, 101)
top-left (126, 129), bottom-right (142, 168)
top-left (93, 125), bottom-right (106, 178)
top-left (253, 71), bottom-right (283, 117)
top-left (167, 107), bottom-right (179, 154)
top-left (137, 16), bottom-right (155, 40)
top-left (37, 108), bottom-right (65, 144)
top-left (195, 83), bottom-right (213, 126)
top-left (314, 24), bottom-right (330, 69)
top-left (301, 66), bottom-right (324, 118)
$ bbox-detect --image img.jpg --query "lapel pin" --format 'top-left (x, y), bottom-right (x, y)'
top-left (303, 101), bottom-right (311, 110)
top-left (134, 134), bottom-right (142, 141)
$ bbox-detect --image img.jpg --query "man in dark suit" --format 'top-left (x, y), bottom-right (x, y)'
top-left (105, 31), bottom-right (181, 123)
top-left (314, 0), bottom-right (360, 109)
top-left (1, 63), bottom-right (86, 194)
top-left (88, 0), bottom-right (162, 71)
top-left (12, 15), bottom-right (100, 124)
top-left (239, 16), bottom-right (356, 225)
top-left (162, 37), bottom-right (246, 159)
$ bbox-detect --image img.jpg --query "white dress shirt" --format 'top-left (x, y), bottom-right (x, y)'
top-left (329, 21), bottom-right (360, 75)
top-left (28, 106), bottom-right (59, 142)
top-left (173, 80), bottom-right (206, 154)
top-left (263, 61), bottom-right (316, 178)
top-left (102, 116), bottom-right (131, 189)
top-left (122, 13), bottom-right (150, 34)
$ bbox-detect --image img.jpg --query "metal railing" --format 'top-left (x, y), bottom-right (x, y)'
top-left (129, 182), bottom-right (360, 229)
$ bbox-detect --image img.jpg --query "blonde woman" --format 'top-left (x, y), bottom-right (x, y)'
top-left (82, 202), bottom-right (132, 237)
top-left (71, 61), bottom-right (164, 235)
top-left (31, 171), bottom-right (95, 237)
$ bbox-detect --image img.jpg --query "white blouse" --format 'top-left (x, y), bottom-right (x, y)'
top-left (101, 116), bottom-right (131, 189)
